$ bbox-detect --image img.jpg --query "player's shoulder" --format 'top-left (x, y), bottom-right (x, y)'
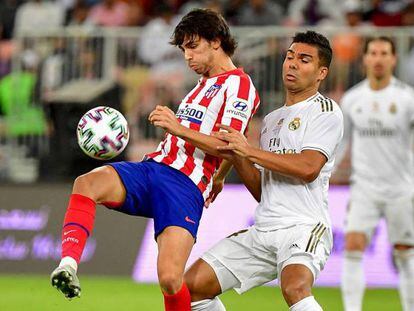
top-left (310, 93), bottom-right (341, 115)
top-left (225, 68), bottom-right (254, 84)
top-left (342, 80), bottom-right (367, 101)
top-left (390, 77), bottom-right (414, 97)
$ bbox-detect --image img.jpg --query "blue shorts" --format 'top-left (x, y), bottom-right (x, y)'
top-left (107, 160), bottom-right (204, 239)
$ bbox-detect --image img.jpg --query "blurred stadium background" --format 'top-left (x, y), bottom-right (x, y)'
top-left (1, 0), bottom-right (413, 310)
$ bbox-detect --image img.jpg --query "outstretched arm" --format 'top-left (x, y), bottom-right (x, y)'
top-left (214, 125), bottom-right (327, 184)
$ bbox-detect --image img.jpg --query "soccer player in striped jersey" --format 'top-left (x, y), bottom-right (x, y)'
top-left (183, 31), bottom-right (343, 311)
top-left (50, 9), bottom-right (259, 310)
top-left (339, 37), bottom-right (414, 311)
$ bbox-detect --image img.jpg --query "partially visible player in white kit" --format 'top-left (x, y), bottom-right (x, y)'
top-left (183, 31), bottom-right (343, 311)
top-left (339, 37), bottom-right (414, 311)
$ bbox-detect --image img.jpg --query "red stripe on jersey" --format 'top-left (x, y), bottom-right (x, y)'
top-left (197, 154), bottom-right (216, 193)
top-left (237, 75), bottom-right (251, 100)
top-left (180, 75), bottom-right (230, 179)
top-left (145, 150), bottom-right (162, 159)
top-left (253, 90), bottom-right (260, 114)
top-left (187, 81), bottom-right (205, 104)
top-left (179, 122), bottom-right (198, 176)
top-left (230, 118), bottom-right (243, 131)
top-left (161, 134), bottom-right (179, 166)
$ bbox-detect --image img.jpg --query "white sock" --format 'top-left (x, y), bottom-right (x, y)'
top-left (394, 249), bottom-right (414, 311)
top-left (289, 296), bottom-right (322, 311)
top-left (191, 298), bottom-right (226, 311)
top-left (59, 256), bottom-right (78, 272)
top-left (341, 251), bottom-right (365, 311)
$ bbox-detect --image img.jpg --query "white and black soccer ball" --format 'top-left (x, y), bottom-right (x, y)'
top-left (77, 106), bottom-right (129, 160)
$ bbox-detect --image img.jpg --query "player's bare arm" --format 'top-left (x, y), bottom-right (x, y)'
top-left (149, 105), bottom-right (233, 158)
top-left (216, 124), bottom-right (326, 183)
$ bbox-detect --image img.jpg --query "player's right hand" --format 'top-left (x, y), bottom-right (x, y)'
top-left (204, 178), bottom-right (225, 208)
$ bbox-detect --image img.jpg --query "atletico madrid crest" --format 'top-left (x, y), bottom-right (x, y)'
top-left (204, 84), bottom-right (222, 99)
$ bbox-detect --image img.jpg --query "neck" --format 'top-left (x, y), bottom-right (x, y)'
top-left (285, 86), bottom-right (319, 106)
top-left (204, 56), bottom-right (236, 78)
top-left (368, 75), bottom-right (392, 90)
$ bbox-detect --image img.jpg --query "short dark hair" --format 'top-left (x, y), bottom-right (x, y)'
top-left (291, 31), bottom-right (332, 68)
top-left (170, 9), bottom-right (237, 56)
top-left (364, 36), bottom-right (396, 55)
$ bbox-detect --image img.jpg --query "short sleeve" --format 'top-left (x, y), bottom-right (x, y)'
top-left (220, 75), bottom-right (259, 133)
top-left (406, 88), bottom-right (414, 125)
top-left (301, 111), bottom-right (344, 161)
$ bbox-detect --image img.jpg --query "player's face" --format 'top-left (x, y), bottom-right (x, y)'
top-left (180, 36), bottom-right (216, 76)
top-left (363, 40), bottom-right (396, 80)
top-left (282, 43), bottom-right (328, 93)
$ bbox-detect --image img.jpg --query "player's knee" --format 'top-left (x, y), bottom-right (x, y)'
top-left (158, 271), bottom-right (183, 294)
top-left (345, 233), bottom-right (366, 251)
top-left (281, 281), bottom-right (311, 306)
top-left (73, 167), bottom-right (114, 201)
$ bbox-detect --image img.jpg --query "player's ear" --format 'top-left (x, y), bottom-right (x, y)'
top-left (211, 38), bottom-right (221, 50)
top-left (318, 67), bottom-right (328, 82)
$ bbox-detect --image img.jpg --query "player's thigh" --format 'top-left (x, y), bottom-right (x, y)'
top-left (201, 227), bottom-right (276, 294)
top-left (345, 191), bottom-right (380, 243)
top-left (73, 165), bottom-right (126, 203)
top-left (185, 258), bottom-right (224, 301)
top-left (156, 226), bottom-right (195, 277)
top-left (277, 223), bottom-right (331, 285)
top-left (385, 195), bottom-right (414, 246)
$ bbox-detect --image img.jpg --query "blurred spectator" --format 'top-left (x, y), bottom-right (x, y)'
top-left (223, 0), bottom-right (244, 25)
top-left (237, 0), bottom-right (283, 26)
top-left (0, 41), bottom-right (14, 79)
top-left (66, 0), bottom-right (91, 25)
top-left (285, 0), bottom-right (344, 26)
top-left (180, 0), bottom-right (223, 15)
top-left (366, 0), bottom-right (408, 26)
top-left (87, 0), bottom-right (129, 26)
top-left (205, 0), bottom-right (223, 13)
top-left (14, 0), bottom-right (65, 35)
top-left (0, 0), bottom-right (21, 40)
top-left (132, 3), bottom-right (190, 139)
top-left (330, 0), bottom-right (365, 99)
top-left (401, 1), bottom-right (414, 25)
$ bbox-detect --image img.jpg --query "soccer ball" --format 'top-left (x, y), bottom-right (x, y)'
top-left (77, 106), bottom-right (129, 160)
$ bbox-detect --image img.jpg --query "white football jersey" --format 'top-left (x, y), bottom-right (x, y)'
top-left (340, 77), bottom-right (414, 199)
top-left (255, 93), bottom-right (344, 229)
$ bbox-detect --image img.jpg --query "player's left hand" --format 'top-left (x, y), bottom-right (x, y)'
top-left (149, 105), bottom-right (184, 136)
top-left (213, 124), bottom-right (251, 158)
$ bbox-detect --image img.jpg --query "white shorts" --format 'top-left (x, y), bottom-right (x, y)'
top-left (201, 223), bottom-right (332, 294)
top-left (345, 189), bottom-right (414, 245)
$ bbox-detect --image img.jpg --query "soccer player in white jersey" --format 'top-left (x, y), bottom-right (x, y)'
top-left (339, 37), bottom-right (414, 311)
top-left (183, 31), bottom-right (343, 311)
top-left (50, 9), bottom-right (259, 310)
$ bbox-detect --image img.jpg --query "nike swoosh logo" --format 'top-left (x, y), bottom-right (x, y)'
top-left (63, 230), bottom-right (77, 236)
top-left (185, 216), bottom-right (196, 224)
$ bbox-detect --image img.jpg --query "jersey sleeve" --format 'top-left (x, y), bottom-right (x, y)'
top-left (220, 75), bottom-right (259, 133)
top-left (406, 87), bottom-right (414, 125)
top-left (301, 109), bottom-right (344, 161)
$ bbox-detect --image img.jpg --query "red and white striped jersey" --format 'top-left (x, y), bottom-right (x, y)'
top-left (145, 68), bottom-right (260, 200)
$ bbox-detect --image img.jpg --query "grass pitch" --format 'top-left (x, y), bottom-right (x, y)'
top-left (0, 275), bottom-right (401, 310)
